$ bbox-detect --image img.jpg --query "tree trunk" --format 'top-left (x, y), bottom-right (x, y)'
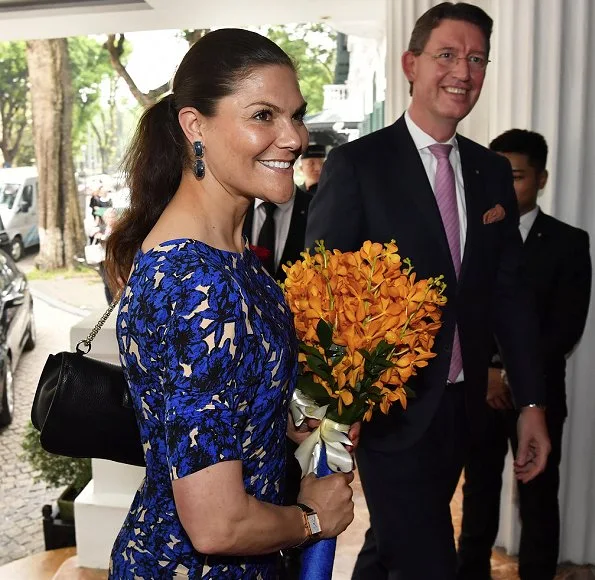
top-left (26, 38), bottom-right (85, 270)
top-left (0, 147), bottom-right (14, 167)
top-left (105, 34), bottom-right (169, 109)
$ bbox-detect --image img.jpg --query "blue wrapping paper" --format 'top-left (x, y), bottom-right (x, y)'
top-left (299, 444), bottom-right (337, 580)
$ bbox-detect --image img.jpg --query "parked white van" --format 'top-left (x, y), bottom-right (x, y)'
top-left (0, 167), bottom-right (39, 261)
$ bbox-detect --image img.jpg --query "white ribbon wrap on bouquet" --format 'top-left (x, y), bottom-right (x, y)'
top-left (290, 390), bottom-right (353, 477)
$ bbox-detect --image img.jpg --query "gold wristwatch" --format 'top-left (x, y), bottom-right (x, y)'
top-left (296, 503), bottom-right (322, 542)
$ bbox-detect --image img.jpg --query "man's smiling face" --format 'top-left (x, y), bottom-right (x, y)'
top-left (403, 19), bottom-right (488, 135)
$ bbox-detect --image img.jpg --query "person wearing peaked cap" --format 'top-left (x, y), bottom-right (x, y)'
top-left (300, 143), bottom-right (327, 195)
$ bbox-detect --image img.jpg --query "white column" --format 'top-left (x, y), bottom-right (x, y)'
top-left (71, 310), bottom-right (144, 569)
top-left (384, 0), bottom-right (595, 564)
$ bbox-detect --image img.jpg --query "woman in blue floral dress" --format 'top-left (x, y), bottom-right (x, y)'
top-left (105, 29), bottom-right (354, 579)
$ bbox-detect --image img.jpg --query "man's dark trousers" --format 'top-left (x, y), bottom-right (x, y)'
top-left (457, 407), bottom-right (564, 580)
top-left (352, 384), bottom-right (469, 580)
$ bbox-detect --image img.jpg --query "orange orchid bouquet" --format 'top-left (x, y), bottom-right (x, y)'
top-left (282, 240), bottom-right (447, 427)
top-left (282, 240), bottom-right (447, 578)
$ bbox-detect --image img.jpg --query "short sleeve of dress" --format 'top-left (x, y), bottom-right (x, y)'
top-left (162, 263), bottom-right (245, 481)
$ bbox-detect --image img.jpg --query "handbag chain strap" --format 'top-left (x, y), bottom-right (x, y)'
top-left (75, 292), bottom-right (122, 355)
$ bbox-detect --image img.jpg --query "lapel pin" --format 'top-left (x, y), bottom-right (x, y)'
top-left (475, 169), bottom-right (480, 174)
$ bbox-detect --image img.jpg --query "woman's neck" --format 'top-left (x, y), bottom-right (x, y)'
top-left (144, 173), bottom-right (250, 254)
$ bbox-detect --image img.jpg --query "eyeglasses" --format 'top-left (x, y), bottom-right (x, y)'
top-left (421, 51), bottom-right (490, 71)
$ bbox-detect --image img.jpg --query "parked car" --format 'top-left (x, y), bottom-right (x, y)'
top-left (0, 214), bottom-right (11, 255)
top-left (0, 166), bottom-right (40, 261)
top-left (0, 249), bottom-right (36, 426)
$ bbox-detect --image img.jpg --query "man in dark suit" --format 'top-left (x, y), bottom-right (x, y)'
top-left (457, 130), bottom-right (592, 580)
top-left (243, 184), bottom-right (311, 282)
top-left (305, 4), bottom-right (551, 579)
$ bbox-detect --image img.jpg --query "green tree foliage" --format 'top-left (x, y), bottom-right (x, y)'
top-left (178, 29), bottom-right (210, 47)
top-left (0, 37), bottom-right (122, 169)
top-left (261, 24), bottom-right (337, 114)
top-left (0, 41), bottom-right (29, 166)
top-left (68, 36), bottom-right (120, 159)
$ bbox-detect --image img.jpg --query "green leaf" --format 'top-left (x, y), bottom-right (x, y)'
top-left (299, 343), bottom-right (325, 360)
top-left (328, 343), bottom-right (346, 367)
top-left (329, 352), bottom-right (346, 367)
top-left (328, 343), bottom-right (345, 355)
top-left (316, 319), bottom-right (333, 350)
top-left (358, 349), bottom-right (373, 362)
top-left (370, 358), bottom-right (395, 370)
top-left (367, 391), bottom-right (383, 403)
top-left (327, 402), bottom-right (364, 425)
top-left (297, 376), bottom-right (332, 403)
top-left (371, 340), bottom-right (393, 358)
top-left (306, 355), bottom-right (331, 380)
top-left (403, 385), bottom-right (417, 398)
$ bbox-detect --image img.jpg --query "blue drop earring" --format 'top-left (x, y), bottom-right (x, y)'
top-left (193, 140), bottom-right (205, 179)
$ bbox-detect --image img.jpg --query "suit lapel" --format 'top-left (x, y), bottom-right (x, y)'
top-left (277, 188), bottom-right (310, 278)
top-left (522, 210), bottom-right (548, 275)
top-left (389, 118), bottom-right (455, 275)
top-left (457, 136), bottom-right (484, 285)
top-left (523, 209), bottom-right (546, 251)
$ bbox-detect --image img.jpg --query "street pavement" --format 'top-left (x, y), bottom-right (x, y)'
top-left (0, 251), bottom-right (106, 566)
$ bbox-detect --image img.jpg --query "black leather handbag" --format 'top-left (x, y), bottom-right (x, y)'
top-left (31, 298), bottom-right (145, 467)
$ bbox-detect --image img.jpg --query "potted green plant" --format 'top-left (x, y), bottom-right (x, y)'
top-left (21, 421), bottom-right (92, 522)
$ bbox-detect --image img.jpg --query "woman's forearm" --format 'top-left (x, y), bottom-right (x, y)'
top-left (184, 495), bottom-right (307, 556)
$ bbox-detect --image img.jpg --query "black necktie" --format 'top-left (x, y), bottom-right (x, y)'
top-left (257, 202), bottom-right (277, 274)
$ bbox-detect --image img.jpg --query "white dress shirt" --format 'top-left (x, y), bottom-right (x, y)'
top-left (519, 206), bottom-right (539, 242)
top-left (251, 187), bottom-right (296, 270)
top-left (405, 111), bottom-right (467, 383)
top-left (404, 110), bottom-right (468, 255)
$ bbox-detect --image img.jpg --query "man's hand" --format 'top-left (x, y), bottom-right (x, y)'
top-left (514, 406), bottom-right (551, 483)
top-left (486, 367), bottom-right (513, 410)
top-left (346, 422), bottom-right (361, 455)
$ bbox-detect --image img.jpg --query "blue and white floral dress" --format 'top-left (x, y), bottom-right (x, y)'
top-left (109, 239), bottom-right (297, 579)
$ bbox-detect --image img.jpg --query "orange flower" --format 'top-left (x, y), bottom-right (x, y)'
top-left (282, 240), bottom-right (446, 423)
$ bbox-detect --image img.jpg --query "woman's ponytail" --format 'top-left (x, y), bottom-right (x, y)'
top-left (106, 93), bottom-right (185, 287)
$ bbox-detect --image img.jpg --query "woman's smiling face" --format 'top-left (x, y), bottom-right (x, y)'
top-left (200, 64), bottom-right (309, 204)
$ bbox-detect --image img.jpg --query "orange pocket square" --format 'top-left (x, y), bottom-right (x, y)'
top-left (482, 204), bottom-right (506, 224)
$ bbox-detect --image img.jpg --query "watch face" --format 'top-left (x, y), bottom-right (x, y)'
top-left (307, 513), bottom-right (322, 535)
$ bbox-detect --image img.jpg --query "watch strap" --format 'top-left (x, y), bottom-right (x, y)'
top-left (297, 502), bottom-right (315, 515)
top-left (295, 503), bottom-right (321, 543)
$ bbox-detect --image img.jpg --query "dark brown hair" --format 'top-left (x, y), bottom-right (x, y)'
top-left (490, 129), bottom-right (548, 174)
top-left (106, 29), bottom-right (295, 287)
top-left (406, 2), bottom-right (493, 95)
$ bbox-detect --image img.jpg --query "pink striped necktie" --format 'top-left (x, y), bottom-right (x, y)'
top-left (429, 143), bottom-right (463, 382)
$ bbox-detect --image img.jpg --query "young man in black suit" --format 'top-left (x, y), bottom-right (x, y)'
top-left (305, 3), bottom-right (551, 579)
top-left (243, 182), bottom-right (311, 282)
top-left (457, 129), bottom-right (592, 580)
